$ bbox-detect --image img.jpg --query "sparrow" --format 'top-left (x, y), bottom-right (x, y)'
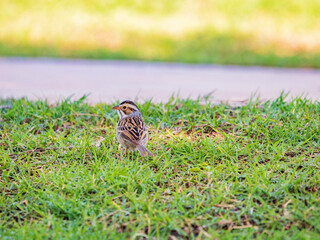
top-left (113, 100), bottom-right (153, 157)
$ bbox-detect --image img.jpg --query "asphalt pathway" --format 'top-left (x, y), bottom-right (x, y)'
top-left (0, 58), bottom-right (319, 104)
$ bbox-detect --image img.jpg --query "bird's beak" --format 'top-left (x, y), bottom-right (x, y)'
top-left (112, 105), bottom-right (120, 110)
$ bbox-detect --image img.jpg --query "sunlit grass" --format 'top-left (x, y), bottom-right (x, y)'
top-left (1, 0), bottom-right (320, 67)
top-left (0, 96), bottom-right (320, 238)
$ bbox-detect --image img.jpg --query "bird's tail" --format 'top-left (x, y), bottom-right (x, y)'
top-left (137, 145), bottom-right (153, 157)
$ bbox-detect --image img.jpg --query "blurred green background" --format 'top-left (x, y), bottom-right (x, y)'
top-left (1, 0), bottom-right (320, 68)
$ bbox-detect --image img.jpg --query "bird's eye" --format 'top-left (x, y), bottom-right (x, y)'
top-left (123, 106), bottom-right (127, 109)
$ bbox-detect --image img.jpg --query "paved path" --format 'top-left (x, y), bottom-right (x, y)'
top-left (0, 58), bottom-right (319, 104)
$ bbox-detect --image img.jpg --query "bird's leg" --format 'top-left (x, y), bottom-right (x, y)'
top-left (118, 144), bottom-right (125, 160)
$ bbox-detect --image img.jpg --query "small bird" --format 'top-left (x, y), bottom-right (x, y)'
top-left (113, 100), bottom-right (153, 157)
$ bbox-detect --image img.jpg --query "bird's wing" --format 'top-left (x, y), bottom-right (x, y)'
top-left (117, 116), bottom-right (147, 145)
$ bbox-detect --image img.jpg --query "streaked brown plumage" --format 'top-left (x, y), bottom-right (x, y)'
top-left (113, 100), bottom-right (153, 157)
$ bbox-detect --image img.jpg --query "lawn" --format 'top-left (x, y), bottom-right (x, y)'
top-left (1, 0), bottom-right (320, 68)
top-left (0, 96), bottom-right (319, 239)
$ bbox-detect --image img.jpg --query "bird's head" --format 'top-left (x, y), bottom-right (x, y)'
top-left (113, 100), bottom-right (141, 119)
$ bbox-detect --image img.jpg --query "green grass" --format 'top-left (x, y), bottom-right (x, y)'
top-left (0, 95), bottom-right (320, 239)
top-left (1, 0), bottom-right (320, 68)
